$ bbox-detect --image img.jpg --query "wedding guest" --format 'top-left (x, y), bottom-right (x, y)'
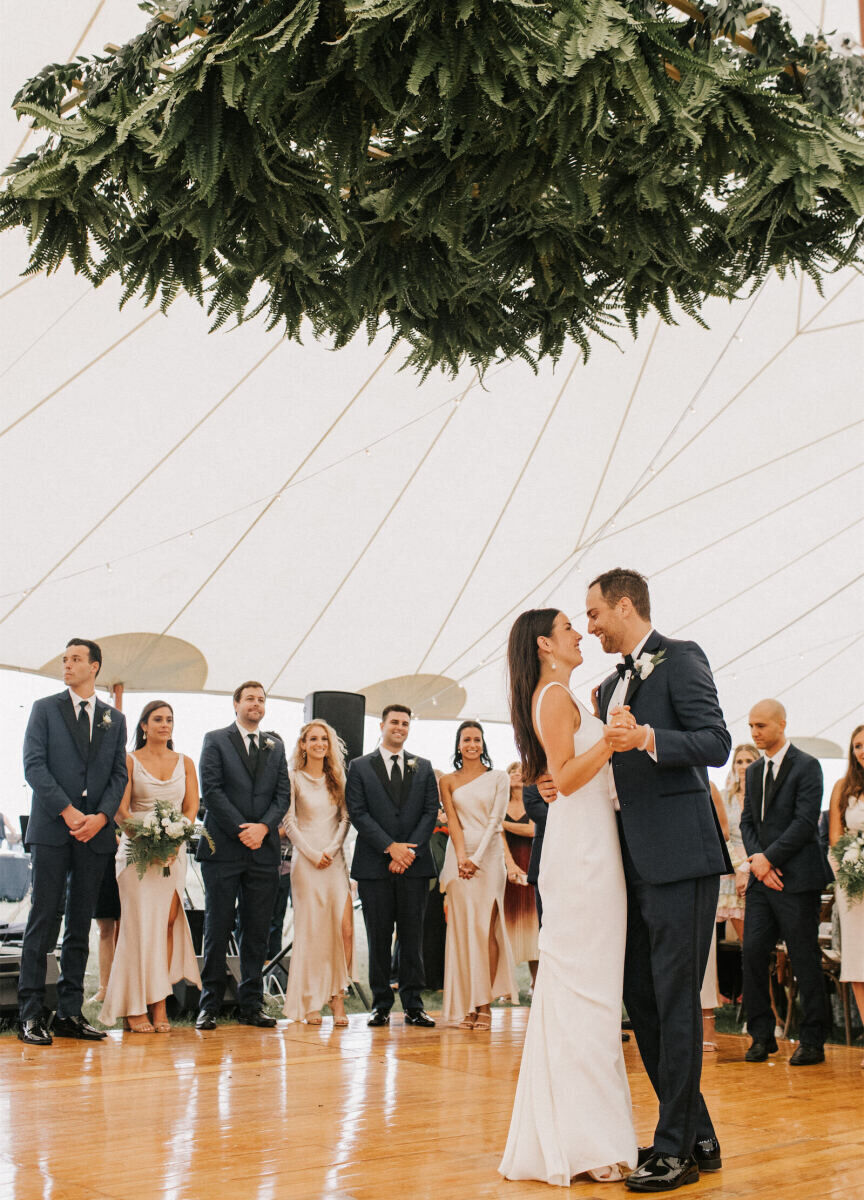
top-left (101, 702), bottom-right (201, 1032)
top-left (346, 704), bottom-right (439, 1027)
top-left (422, 770), bottom-right (449, 991)
top-left (502, 762), bottom-right (539, 987)
top-left (282, 720), bottom-right (352, 1026)
top-left (439, 722), bottom-right (518, 1029)
top-left (89, 852), bottom-right (121, 1005)
top-left (700, 785), bottom-right (730, 1051)
top-left (740, 699), bottom-right (832, 1064)
top-left (717, 744), bottom-right (759, 945)
top-left (828, 723), bottom-right (864, 1067)
top-left (196, 682), bottom-right (291, 1030)
top-left (1, 811), bottom-right (21, 845)
top-left (18, 639), bottom-right (127, 1046)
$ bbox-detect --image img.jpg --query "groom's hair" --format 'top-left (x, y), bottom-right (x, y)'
top-left (66, 638), bottom-right (102, 676)
top-left (589, 569), bottom-right (651, 620)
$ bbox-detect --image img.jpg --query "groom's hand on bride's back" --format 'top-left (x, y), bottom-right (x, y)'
top-left (536, 774), bottom-right (558, 805)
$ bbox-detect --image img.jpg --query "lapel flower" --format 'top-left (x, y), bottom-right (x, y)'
top-left (98, 710), bottom-right (113, 729)
top-left (263, 737), bottom-right (275, 750)
top-left (633, 649), bottom-right (667, 679)
top-left (406, 757), bottom-right (417, 771)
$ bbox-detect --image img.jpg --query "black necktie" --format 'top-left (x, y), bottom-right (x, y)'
top-left (390, 754), bottom-right (403, 801)
top-left (76, 700), bottom-right (90, 757)
top-left (616, 654), bottom-right (635, 680)
top-left (762, 761), bottom-right (775, 820)
top-left (248, 733), bottom-right (259, 771)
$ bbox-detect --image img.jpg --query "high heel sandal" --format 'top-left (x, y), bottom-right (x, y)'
top-left (473, 1013), bottom-right (492, 1031)
top-left (458, 1011), bottom-right (478, 1029)
top-left (303, 1013), bottom-right (323, 1026)
top-left (123, 1016), bottom-right (155, 1034)
top-left (587, 1165), bottom-right (624, 1182)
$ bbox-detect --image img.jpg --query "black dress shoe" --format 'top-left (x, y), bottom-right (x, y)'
top-left (637, 1147), bottom-right (653, 1168)
top-left (744, 1037), bottom-right (778, 1062)
top-left (789, 1043), bottom-right (825, 1065)
top-left (195, 1010), bottom-right (217, 1030)
top-left (367, 1008), bottom-right (390, 1027)
top-left (694, 1138), bottom-right (722, 1172)
top-left (52, 1015), bottom-right (107, 1041)
top-left (404, 1008), bottom-right (435, 1027)
top-left (18, 1018), bottom-right (53, 1046)
top-left (238, 1008), bottom-right (277, 1028)
top-left (625, 1153), bottom-right (698, 1192)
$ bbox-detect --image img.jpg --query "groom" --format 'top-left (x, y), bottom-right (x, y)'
top-left (588, 570), bottom-right (731, 1193)
top-left (18, 638), bottom-right (128, 1045)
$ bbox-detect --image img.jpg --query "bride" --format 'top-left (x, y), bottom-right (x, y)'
top-left (499, 608), bottom-right (637, 1186)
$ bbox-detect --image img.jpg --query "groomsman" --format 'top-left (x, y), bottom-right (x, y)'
top-left (589, 569), bottom-right (731, 1192)
top-left (18, 639), bottom-right (128, 1045)
top-left (740, 699), bottom-right (831, 1065)
top-left (346, 704), bottom-right (439, 1027)
top-left (196, 682), bottom-right (290, 1029)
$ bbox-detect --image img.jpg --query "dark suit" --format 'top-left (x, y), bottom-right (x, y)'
top-left (19, 691), bottom-right (127, 1020)
top-left (740, 744), bottom-right (831, 1047)
top-left (197, 725), bottom-right (290, 1013)
top-left (346, 749), bottom-right (439, 1011)
top-left (599, 630), bottom-right (731, 1158)
top-left (522, 784), bottom-right (547, 923)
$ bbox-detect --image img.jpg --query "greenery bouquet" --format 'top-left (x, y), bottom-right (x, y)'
top-left (830, 831), bottom-right (864, 905)
top-left (122, 798), bottom-right (213, 878)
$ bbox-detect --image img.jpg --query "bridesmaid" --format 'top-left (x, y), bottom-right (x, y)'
top-left (502, 762), bottom-right (539, 988)
top-left (282, 720), bottom-right (353, 1027)
top-left (439, 721), bottom-right (518, 1029)
top-left (717, 743), bottom-right (759, 946)
top-left (101, 702), bottom-right (201, 1033)
top-left (828, 724), bottom-right (864, 1067)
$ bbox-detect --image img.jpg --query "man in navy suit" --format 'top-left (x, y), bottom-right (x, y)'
top-left (740, 699), bottom-right (831, 1065)
top-left (588, 569), bottom-right (731, 1193)
top-left (196, 681), bottom-right (290, 1029)
top-left (346, 704), bottom-right (439, 1027)
top-left (18, 638), bottom-right (128, 1045)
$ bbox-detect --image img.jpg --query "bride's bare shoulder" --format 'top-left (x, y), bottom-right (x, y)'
top-left (533, 682), bottom-right (580, 728)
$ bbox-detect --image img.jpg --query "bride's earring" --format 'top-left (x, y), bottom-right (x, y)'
top-left (142, 730), bottom-right (147, 742)
top-left (550, 658), bottom-right (557, 670)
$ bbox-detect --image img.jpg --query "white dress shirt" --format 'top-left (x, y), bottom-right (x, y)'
top-left (606, 630), bottom-right (657, 811)
top-left (761, 739), bottom-right (790, 821)
top-left (380, 747), bottom-right (405, 779)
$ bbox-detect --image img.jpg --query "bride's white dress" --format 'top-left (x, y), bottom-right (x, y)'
top-left (499, 683), bottom-right (637, 1185)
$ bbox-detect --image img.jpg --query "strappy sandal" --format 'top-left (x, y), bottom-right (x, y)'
top-left (153, 1021), bottom-right (171, 1033)
top-left (473, 1013), bottom-right (492, 1031)
top-left (303, 1013), bottom-right (323, 1026)
top-left (458, 1011), bottom-right (478, 1029)
top-left (587, 1165), bottom-right (624, 1182)
top-left (124, 1016), bottom-right (155, 1034)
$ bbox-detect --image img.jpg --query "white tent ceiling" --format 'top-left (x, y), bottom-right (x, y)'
top-left (1, 1), bottom-right (862, 744)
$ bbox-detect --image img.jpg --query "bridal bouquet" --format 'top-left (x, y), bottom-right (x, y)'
top-left (122, 798), bottom-right (213, 879)
top-left (830, 831), bottom-right (864, 905)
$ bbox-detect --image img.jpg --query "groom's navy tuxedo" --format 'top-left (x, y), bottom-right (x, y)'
top-left (346, 748), bottom-right (439, 1012)
top-left (740, 744), bottom-right (830, 1047)
top-left (197, 724), bottom-right (290, 1013)
top-left (19, 691), bottom-right (128, 1020)
top-left (599, 630), bottom-right (731, 1159)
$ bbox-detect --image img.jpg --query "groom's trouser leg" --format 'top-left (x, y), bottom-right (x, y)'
top-left (200, 860), bottom-right (243, 1012)
top-left (18, 843), bottom-right (71, 1020)
top-left (358, 878), bottom-right (397, 1012)
top-left (623, 865), bottom-right (719, 1157)
top-left (394, 876), bottom-right (428, 1011)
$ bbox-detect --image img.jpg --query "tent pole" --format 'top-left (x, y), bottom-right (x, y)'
top-left (112, 682), bottom-right (124, 712)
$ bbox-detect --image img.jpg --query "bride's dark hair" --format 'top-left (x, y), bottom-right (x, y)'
top-left (507, 609), bottom-right (559, 784)
top-left (134, 700), bottom-right (174, 750)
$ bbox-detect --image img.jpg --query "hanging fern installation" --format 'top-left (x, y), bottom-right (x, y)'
top-left (2, 0), bottom-right (863, 375)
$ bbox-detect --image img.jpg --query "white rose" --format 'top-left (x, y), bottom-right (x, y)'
top-left (181, 816), bottom-right (192, 828)
top-left (637, 658), bottom-right (654, 678)
top-left (842, 845), bottom-right (861, 863)
top-left (141, 814), bottom-right (157, 829)
top-left (161, 817), bottom-right (171, 827)
top-left (166, 821), bottom-right (185, 838)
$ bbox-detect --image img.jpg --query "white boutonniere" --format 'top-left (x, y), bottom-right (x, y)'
top-left (633, 649), bottom-right (667, 679)
top-left (406, 758), bottom-right (417, 771)
top-left (263, 737), bottom-right (276, 751)
top-left (98, 710), bottom-right (113, 730)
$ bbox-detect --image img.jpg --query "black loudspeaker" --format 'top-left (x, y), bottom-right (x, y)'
top-left (304, 691), bottom-right (366, 763)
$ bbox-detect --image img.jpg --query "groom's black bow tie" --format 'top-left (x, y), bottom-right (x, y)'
top-left (616, 654), bottom-right (635, 680)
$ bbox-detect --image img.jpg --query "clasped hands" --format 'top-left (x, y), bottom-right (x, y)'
top-left (603, 706), bottom-right (648, 753)
top-left (62, 805), bottom-right (107, 842)
top-left (748, 852), bottom-right (783, 891)
top-left (387, 841), bottom-right (416, 874)
top-left (238, 821), bottom-right (269, 850)
top-left (457, 855), bottom-right (478, 880)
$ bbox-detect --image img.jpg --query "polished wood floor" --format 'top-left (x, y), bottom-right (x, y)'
top-left (1, 1010), bottom-right (862, 1200)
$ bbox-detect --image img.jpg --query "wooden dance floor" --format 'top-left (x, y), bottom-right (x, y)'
top-left (1, 1010), bottom-right (862, 1200)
